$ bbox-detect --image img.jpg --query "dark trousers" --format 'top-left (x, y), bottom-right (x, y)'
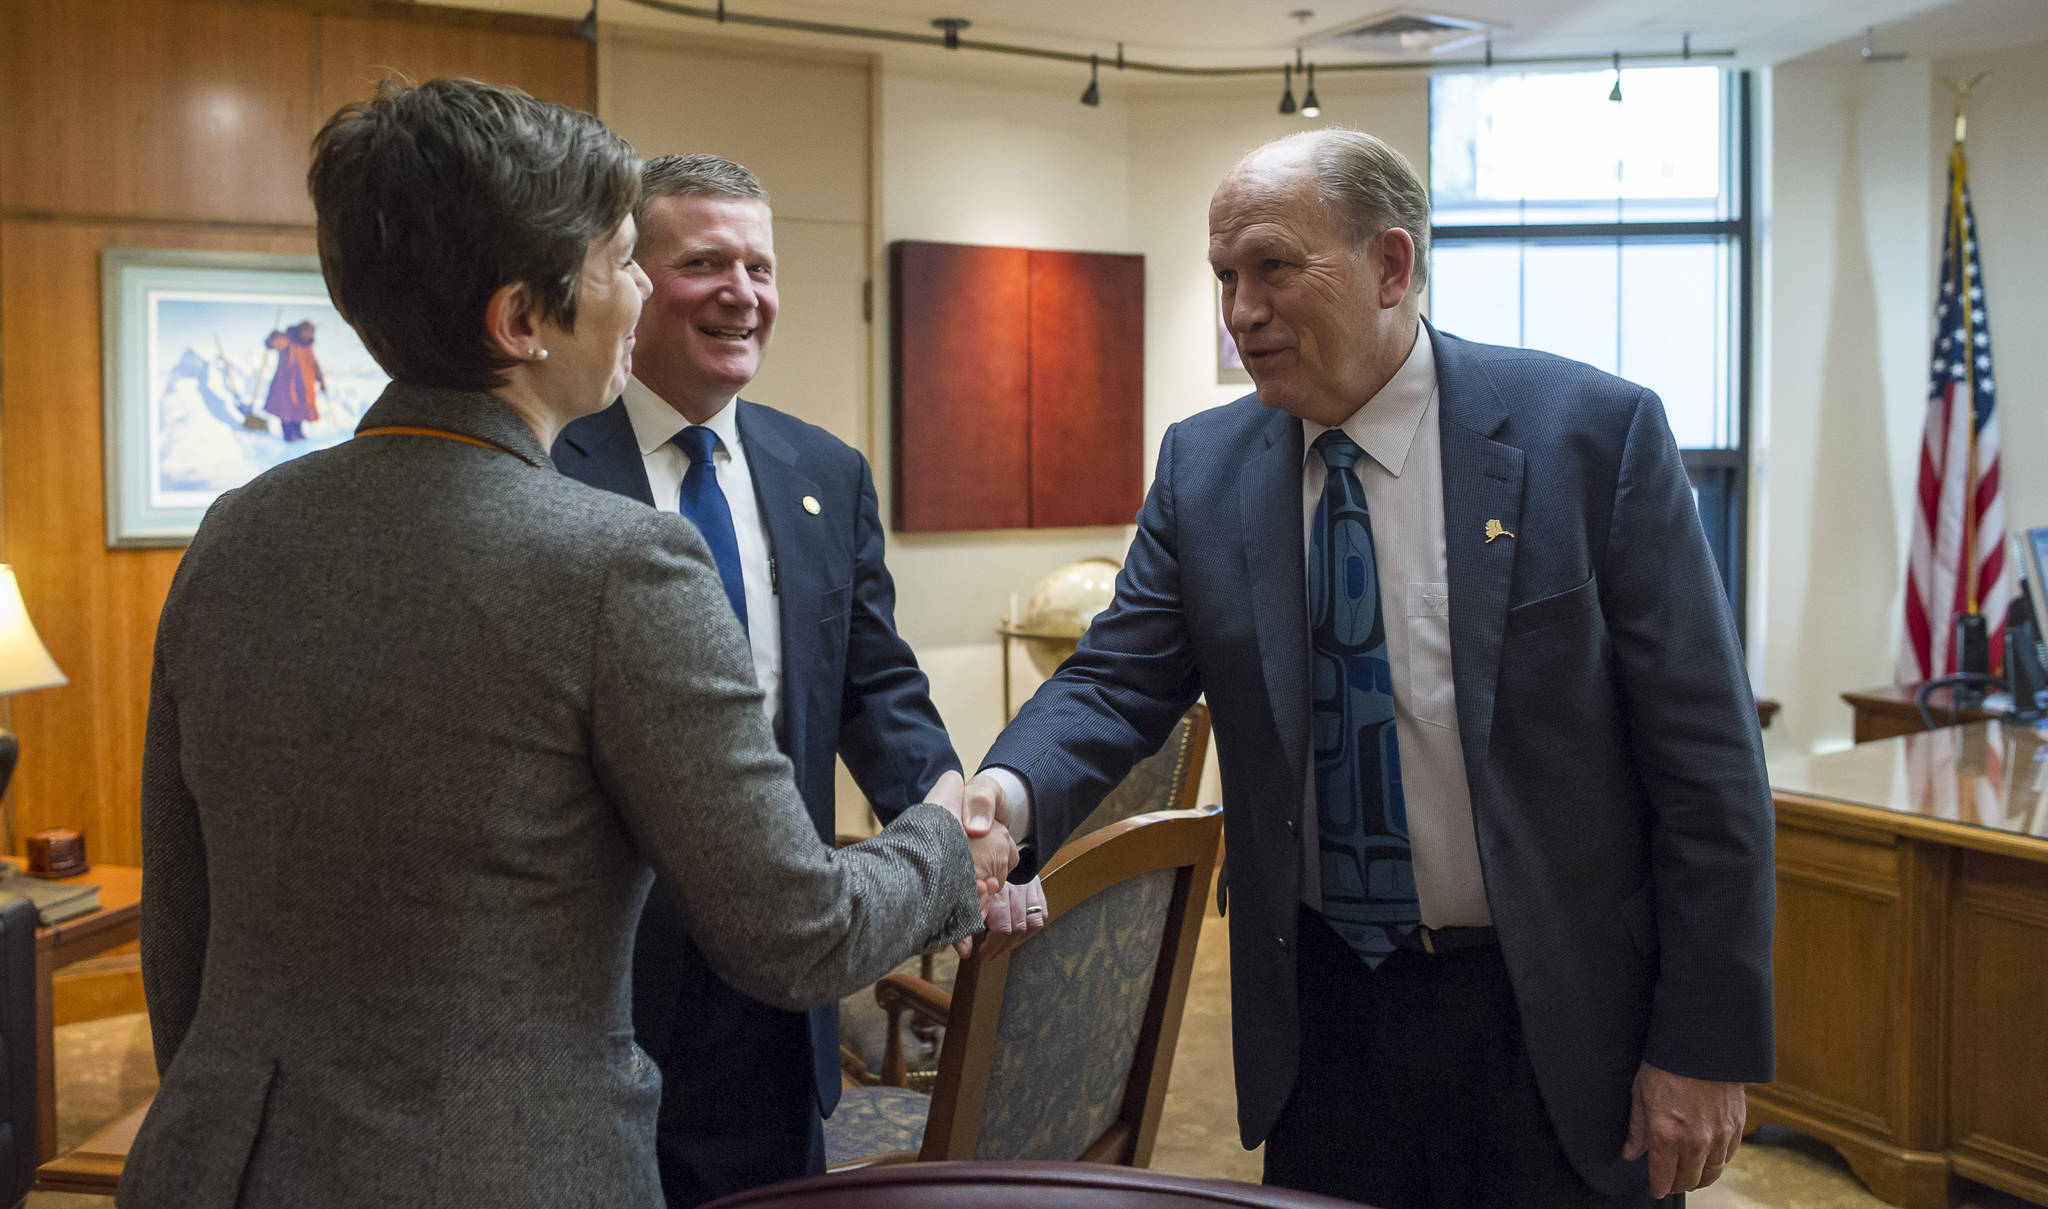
top-left (1265, 906), bottom-right (1669, 1209)
top-left (635, 896), bottom-right (827, 1209)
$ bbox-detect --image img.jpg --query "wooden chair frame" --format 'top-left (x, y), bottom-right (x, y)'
top-left (865, 804), bottom-right (1222, 1168)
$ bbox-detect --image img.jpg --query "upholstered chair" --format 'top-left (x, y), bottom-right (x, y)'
top-left (823, 804), bottom-right (1224, 1169)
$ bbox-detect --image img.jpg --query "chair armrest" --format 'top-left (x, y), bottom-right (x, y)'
top-left (877, 974), bottom-right (953, 1086)
top-left (875, 974), bottom-right (952, 1024)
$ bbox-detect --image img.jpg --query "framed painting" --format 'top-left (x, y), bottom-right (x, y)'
top-left (1216, 281), bottom-right (1250, 385)
top-left (100, 247), bottom-right (389, 547)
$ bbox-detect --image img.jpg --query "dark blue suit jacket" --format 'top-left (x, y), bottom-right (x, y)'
top-left (553, 397), bottom-right (959, 1116)
top-left (985, 325), bottom-right (1775, 1196)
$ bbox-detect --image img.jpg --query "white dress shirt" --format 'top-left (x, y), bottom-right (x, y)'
top-left (1298, 321), bottom-right (1488, 927)
top-left (985, 320), bottom-right (1488, 926)
top-left (622, 376), bottom-right (784, 735)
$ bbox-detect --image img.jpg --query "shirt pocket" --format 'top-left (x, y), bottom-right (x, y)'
top-left (1404, 582), bottom-right (1457, 730)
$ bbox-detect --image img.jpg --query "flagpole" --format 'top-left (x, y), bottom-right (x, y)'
top-left (1943, 72), bottom-right (1988, 618)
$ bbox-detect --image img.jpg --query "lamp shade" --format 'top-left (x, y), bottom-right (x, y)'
top-left (0, 566), bottom-right (66, 695)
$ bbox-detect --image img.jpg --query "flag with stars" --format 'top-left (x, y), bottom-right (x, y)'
top-left (1900, 139), bottom-right (2008, 683)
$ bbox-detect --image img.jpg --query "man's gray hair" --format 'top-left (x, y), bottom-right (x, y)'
top-left (635, 153), bottom-right (769, 238)
top-left (1283, 129), bottom-right (1432, 292)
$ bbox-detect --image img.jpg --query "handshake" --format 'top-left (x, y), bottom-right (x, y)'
top-left (923, 770), bottom-right (1049, 957)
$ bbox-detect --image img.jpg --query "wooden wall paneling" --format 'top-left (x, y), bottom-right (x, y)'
top-left (1, 223), bottom-right (316, 868)
top-left (315, 13), bottom-right (594, 118)
top-left (892, 241), bottom-right (1030, 532)
top-left (1026, 250), bottom-right (1143, 529)
top-left (0, 0), bottom-right (317, 225)
top-left (1947, 851), bottom-right (2048, 1204)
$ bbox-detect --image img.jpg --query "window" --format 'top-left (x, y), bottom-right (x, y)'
top-left (1427, 66), bottom-right (1752, 628)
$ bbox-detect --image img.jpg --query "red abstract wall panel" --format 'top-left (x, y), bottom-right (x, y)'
top-left (892, 241), bottom-right (1032, 531)
top-left (891, 240), bottom-right (1144, 532)
top-left (1027, 250), bottom-right (1144, 528)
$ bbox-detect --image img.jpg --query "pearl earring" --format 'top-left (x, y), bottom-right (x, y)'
top-left (528, 348), bottom-right (549, 361)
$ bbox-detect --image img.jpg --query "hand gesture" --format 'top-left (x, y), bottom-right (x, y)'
top-left (1622, 1061), bottom-right (1746, 1196)
top-left (956, 875), bottom-right (1049, 958)
top-left (923, 771), bottom-right (1019, 896)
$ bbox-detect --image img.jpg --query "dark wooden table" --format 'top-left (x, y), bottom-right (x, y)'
top-left (1758, 722), bottom-right (2048, 1208)
top-left (1841, 683), bottom-right (2002, 743)
top-left (12, 861), bottom-right (143, 1163)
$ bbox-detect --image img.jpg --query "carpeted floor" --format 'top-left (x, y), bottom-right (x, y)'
top-left (29, 911), bottom-right (2040, 1208)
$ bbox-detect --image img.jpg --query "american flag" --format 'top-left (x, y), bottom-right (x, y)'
top-left (1900, 140), bottom-right (2008, 683)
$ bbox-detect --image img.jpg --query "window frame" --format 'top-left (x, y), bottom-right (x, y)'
top-left (1426, 69), bottom-right (1755, 641)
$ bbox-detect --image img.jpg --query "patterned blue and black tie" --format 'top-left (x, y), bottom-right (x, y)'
top-left (673, 425), bottom-right (749, 634)
top-left (1308, 429), bottom-right (1418, 966)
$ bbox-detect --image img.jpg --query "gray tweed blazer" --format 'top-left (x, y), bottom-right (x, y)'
top-left (120, 383), bottom-right (980, 1209)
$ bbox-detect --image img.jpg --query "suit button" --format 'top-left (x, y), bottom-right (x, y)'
top-left (1276, 934), bottom-right (1289, 952)
top-left (1285, 818), bottom-right (1298, 836)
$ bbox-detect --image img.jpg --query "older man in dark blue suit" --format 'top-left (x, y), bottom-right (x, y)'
top-left (969, 130), bottom-right (1774, 1209)
top-left (553, 155), bottom-right (967, 1207)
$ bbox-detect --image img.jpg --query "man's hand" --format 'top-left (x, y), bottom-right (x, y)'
top-left (961, 771), bottom-right (1013, 837)
top-left (1622, 1061), bottom-right (1746, 1197)
top-left (956, 876), bottom-right (1049, 958)
top-left (967, 824), bottom-right (1019, 901)
top-left (923, 771), bottom-right (1019, 897)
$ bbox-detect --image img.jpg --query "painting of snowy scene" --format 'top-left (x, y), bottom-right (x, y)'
top-left (103, 248), bottom-right (388, 546)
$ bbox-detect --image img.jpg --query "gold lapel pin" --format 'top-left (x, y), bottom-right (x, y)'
top-left (802, 495), bottom-right (822, 516)
top-left (1484, 519), bottom-right (1515, 543)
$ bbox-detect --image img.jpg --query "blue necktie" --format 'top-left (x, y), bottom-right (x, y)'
top-left (1308, 429), bottom-right (1418, 965)
top-left (673, 425), bottom-right (748, 634)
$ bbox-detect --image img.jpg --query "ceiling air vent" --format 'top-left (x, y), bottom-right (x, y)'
top-left (1315, 10), bottom-right (1496, 56)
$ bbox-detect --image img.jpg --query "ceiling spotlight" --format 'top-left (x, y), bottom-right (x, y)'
top-left (1081, 54), bottom-right (1100, 107)
top-left (932, 17), bottom-right (969, 49)
top-left (1302, 62), bottom-right (1321, 117)
top-left (1279, 62), bottom-right (1297, 115)
top-left (1608, 51), bottom-right (1623, 102)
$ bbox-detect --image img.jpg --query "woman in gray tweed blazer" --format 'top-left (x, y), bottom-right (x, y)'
top-left (120, 79), bottom-right (1009, 1209)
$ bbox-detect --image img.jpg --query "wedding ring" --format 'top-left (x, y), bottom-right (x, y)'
top-left (1025, 905), bottom-right (1045, 915)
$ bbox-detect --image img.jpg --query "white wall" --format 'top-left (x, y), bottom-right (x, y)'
top-left (1756, 34), bottom-right (2048, 756)
top-left (1755, 46), bottom-right (1940, 755)
top-left (1930, 41), bottom-right (2048, 587)
top-left (870, 63), bottom-right (1139, 779)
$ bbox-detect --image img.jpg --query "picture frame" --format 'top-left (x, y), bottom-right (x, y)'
top-left (1216, 280), bottom-right (1250, 386)
top-left (100, 247), bottom-right (389, 548)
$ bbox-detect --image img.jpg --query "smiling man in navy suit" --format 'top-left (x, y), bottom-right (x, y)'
top-left (552, 154), bottom-right (965, 1207)
top-left (967, 129), bottom-right (1775, 1209)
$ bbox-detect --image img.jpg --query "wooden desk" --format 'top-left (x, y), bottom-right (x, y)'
top-left (1758, 723), bottom-right (2048, 1208)
top-left (1842, 684), bottom-right (2002, 743)
top-left (16, 863), bottom-right (143, 1163)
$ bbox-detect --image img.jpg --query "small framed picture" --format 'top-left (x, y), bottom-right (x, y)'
top-left (100, 247), bottom-right (389, 547)
top-left (1217, 282), bottom-right (1250, 386)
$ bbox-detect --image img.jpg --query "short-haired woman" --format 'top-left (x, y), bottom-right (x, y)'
top-left (122, 78), bottom-right (1008, 1209)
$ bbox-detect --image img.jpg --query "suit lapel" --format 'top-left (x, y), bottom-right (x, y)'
top-left (1431, 325), bottom-right (1525, 759)
top-left (1240, 409), bottom-right (1310, 788)
top-left (556, 398), bottom-right (655, 507)
top-left (735, 401), bottom-right (825, 765)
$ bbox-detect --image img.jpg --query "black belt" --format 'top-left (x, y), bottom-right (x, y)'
top-left (1394, 924), bottom-right (1498, 955)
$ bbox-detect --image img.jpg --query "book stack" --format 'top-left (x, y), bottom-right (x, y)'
top-left (0, 866), bottom-right (98, 925)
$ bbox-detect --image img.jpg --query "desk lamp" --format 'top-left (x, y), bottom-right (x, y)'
top-left (0, 566), bottom-right (68, 854)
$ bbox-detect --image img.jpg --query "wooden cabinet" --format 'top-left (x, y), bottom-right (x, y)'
top-left (1758, 723), bottom-right (2048, 1208)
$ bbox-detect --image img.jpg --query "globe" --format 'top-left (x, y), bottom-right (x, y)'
top-left (1016, 557), bottom-right (1123, 678)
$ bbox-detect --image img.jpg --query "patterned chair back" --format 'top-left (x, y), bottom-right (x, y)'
top-left (1071, 704), bottom-right (1211, 841)
top-left (917, 804), bottom-right (1224, 1167)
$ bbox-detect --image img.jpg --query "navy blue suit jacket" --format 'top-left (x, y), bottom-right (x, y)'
top-left (985, 325), bottom-right (1775, 1195)
top-left (553, 397), bottom-right (959, 1114)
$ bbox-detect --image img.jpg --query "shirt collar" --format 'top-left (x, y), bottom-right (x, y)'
top-left (622, 376), bottom-right (741, 458)
top-left (1301, 319), bottom-right (1435, 478)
